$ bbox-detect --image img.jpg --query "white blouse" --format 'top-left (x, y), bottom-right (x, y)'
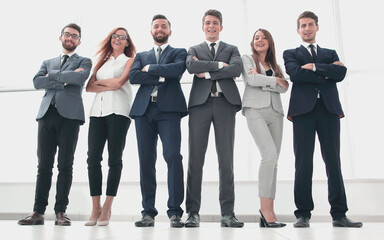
top-left (89, 54), bottom-right (132, 118)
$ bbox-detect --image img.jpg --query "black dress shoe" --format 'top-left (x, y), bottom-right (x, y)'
top-left (221, 215), bottom-right (244, 228)
top-left (55, 212), bottom-right (71, 226)
top-left (135, 215), bottom-right (154, 227)
top-left (18, 212), bottom-right (44, 225)
top-left (259, 210), bottom-right (286, 228)
top-left (293, 216), bottom-right (310, 228)
top-left (170, 215), bottom-right (184, 228)
top-left (333, 217), bottom-right (363, 228)
top-left (185, 212), bottom-right (200, 228)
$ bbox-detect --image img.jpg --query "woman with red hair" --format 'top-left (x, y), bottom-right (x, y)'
top-left (85, 27), bottom-right (136, 226)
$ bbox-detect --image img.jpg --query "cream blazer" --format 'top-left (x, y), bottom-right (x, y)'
top-left (241, 54), bottom-right (287, 115)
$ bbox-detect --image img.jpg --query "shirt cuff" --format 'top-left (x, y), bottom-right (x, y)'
top-left (218, 62), bottom-right (223, 69)
top-left (159, 77), bottom-right (165, 82)
top-left (205, 72), bottom-right (211, 79)
top-left (312, 64), bottom-right (316, 72)
top-left (144, 65), bottom-right (150, 72)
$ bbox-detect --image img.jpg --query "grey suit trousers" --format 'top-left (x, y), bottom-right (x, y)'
top-left (244, 106), bottom-right (283, 199)
top-left (186, 96), bottom-right (238, 216)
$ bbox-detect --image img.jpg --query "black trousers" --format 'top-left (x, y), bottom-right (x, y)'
top-left (87, 114), bottom-right (131, 196)
top-left (292, 99), bottom-right (348, 220)
top-left (34, 105), bottom-right (80, 214)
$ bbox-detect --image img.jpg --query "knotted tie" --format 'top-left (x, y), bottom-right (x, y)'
top-left (210, 43), bottom-right (217, 93)
top-left (61, 54), bottom-right (69, 68)
top-left (309, 44), bottom-right (317, 62)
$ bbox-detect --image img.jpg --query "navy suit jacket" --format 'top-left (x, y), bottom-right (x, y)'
top-left (283, 45), bottom-right (347, 120)
top-left (129, 45), bottom-right (188, 118)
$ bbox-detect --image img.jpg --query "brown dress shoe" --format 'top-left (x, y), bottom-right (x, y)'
top-left (55, 212), bottom-right (71, 226)
top-left (18, 212), bottom-right (44, 225)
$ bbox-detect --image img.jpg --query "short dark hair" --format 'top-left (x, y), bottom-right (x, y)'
top-left (152, 14), bottom-right (171, 29)
top-left (202, 9), bottom-right (223, 26)
top-left (61, 23), bottom-right (81, 37)
top-left (297, 11), bottom-right (318, 29)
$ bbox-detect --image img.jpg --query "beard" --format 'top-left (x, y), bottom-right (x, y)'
top-left (152, 32), bottom-right (169, 44)
top-left (62, 40), bottom-right (78, 52)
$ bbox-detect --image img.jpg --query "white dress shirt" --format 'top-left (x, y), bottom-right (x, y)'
top-left (204, 40), bottom-right (223, 93)
top-left (301, 42), bottom-right (317, 71)
top-left (145, 43), bottom-right (168, 97)
top-left (89, 54), bottom-right (132, 118)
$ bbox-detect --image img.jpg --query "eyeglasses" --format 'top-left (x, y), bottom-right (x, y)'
top-left (61, 32), bottom-right (80, 40)
top-left (111, 34), bottom-right (128, 40)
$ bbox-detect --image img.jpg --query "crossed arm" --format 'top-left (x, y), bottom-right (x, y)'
top-left (86, 58), bottom-right (134, 93)
top-left (33, 58), bottom-right (92, 90)
top-left (283, 49), bottom-right (347, 84)
top-left (242, 55), bottom-right (288, 93)
top-left (186, 46), bottom-right (242, 80)
top-left (129, 49), bottom-right (187, 86)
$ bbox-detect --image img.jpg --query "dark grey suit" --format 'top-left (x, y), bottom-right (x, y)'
top-left (186, 41), bottom-right (242, 216)
top-left (33, 53), bottom-right (92, 214)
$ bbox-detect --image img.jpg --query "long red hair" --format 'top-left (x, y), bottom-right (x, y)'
top-left (93, 27), bottom-right (136, 73)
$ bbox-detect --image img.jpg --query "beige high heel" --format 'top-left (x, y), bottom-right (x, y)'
top-left (97, 211), bottom-right (111, 226)
top-left (84, 209), bottom-right (102, 226)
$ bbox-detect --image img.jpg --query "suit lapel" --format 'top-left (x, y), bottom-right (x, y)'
top-left (61, 53), bottom-right (78, 70)
top-left (158, 45), bottom-right (171, 63)
top-left (316, 45), bottom-right (323, 62)
top-left (215, 41), bottom-right (226, 60)
top-left (298, 45), bottom-right (313, 63)
top-left (200, 42), bottom-right (213, 60)
top-left (149, 48), bottom-right (156, 63)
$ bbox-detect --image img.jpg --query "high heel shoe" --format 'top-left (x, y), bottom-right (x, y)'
top-left (84, 209), bottom-right (102, 226)
top-left (259, 210), bottom-right (286, 228)
top-left (97, 211), bottom-right (111, 226)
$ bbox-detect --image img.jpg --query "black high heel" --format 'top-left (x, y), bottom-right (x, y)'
top-left (259, 210), bottom-right (286, 228)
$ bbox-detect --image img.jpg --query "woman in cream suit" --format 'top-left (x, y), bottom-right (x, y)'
top-left (85, 27), bottom-right (136, 226)
top-left (241, 29), bottom-right (289, 228)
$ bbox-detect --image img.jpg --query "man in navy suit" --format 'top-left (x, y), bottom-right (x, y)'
top-left (129, 14), bottom-right (188, 228)
top-left (18, 23), bottom-right (92, 226)
top-left (283, 11), bottom-right (362, 228)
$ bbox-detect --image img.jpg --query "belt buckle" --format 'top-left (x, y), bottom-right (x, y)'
top-left (151, 96), bottom-right (157, 102)
top-left (210, 92), bottom-right (221, 97)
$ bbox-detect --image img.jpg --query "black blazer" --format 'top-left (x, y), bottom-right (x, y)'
top-left (283, 45), bottom-right (347, 120)
top-left (129, 45), bottom-right (188, 118)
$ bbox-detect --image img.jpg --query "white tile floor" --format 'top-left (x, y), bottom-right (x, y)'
top-left (5, 220), bottom-right (384, 240)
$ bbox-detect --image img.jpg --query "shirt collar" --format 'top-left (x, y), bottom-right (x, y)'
top-left (61, 52), bottom-right (75, 59)
top-left (302, 42), bottom-right (317, 50)
top-left (205, 40), bottom-right (221, 47)
top-left (153, 43), bottom-right (169, 52)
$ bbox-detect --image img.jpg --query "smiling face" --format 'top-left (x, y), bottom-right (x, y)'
top-left (202, 15), bottom-right (222, 42)
top-left (110, 29), bottom-right (129, 53)
top-left (151, 19), bottom-right (172, 45)
top-left (297, 17), bottom-right (319, 43)
top-left (253, 30), bottom-right (269, 54)
top-left (59, 27), bottom-right (81, 53)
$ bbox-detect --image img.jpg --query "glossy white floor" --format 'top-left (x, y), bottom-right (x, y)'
top-left (6, 220), bottom-right (384, 240)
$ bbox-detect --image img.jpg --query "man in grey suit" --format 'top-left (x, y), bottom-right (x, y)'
top-left (185, 9), bottom-right (243, 228)
top-left (18, 23), bottom-right (92, 226)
